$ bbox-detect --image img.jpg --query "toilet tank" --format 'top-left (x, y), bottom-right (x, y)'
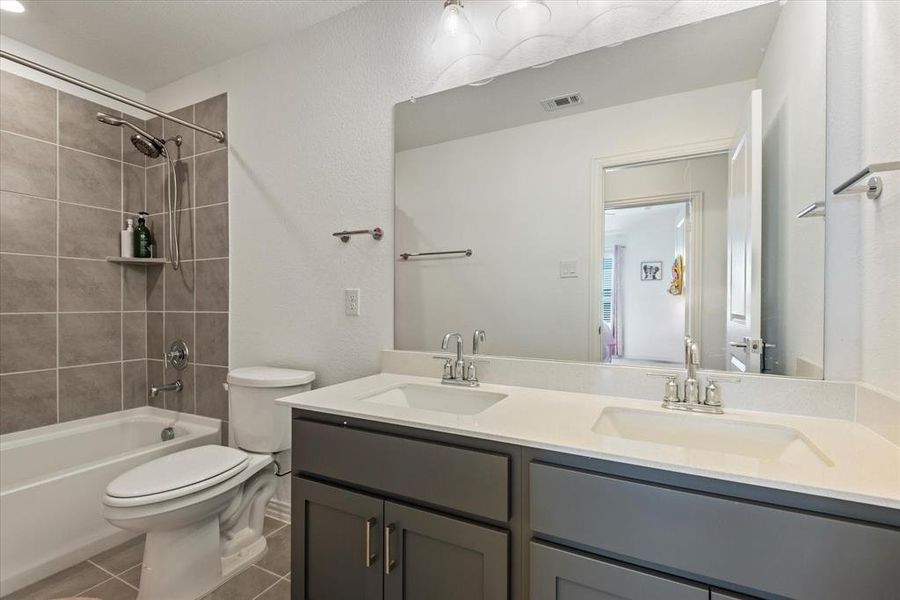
top-left (226, 367), bottom-right (315, 453)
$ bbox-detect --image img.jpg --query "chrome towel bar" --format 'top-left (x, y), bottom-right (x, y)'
top-left (833, 161), bottom-right (900, 200)
top-left (333, 228), bottom-right (383, 242)
top-left (796, 202), bottom-right (825, 218)
top-left (400, 249), bottom-right (473, 260)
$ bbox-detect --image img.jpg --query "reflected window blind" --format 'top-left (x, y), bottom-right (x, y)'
top-left (601, 253), bottom-right (614, 323)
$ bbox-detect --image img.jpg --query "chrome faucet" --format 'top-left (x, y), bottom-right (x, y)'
top-left (647, 336), bottom-right (740, 414)
top-left (441, 332), bottom-right (465, 379)
top-left (150, 380), bottom-right (183, 398)
top-left (683, 336), bottom-right (701, 405)
top-left (438, 331), bottom-right (483, 387)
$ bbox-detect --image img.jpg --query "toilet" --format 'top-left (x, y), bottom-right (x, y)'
top-left (102, 367), bottom-right (314, 600)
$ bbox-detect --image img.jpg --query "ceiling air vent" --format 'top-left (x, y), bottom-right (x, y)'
top-left (540, 93), bottom-right (583, 112)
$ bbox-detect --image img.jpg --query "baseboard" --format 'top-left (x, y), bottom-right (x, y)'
top-left (266, 498), bottom-right (291, 524)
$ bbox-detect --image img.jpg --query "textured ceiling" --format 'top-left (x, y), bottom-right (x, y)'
top-left (0, 0), bottom-right (365, 90)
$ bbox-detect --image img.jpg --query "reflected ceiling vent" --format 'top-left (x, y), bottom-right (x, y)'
top-left (540, 93), bottom-right (582, 112)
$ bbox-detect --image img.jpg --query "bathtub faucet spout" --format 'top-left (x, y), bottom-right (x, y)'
top-left (150, 380), bottom-right (183, 398)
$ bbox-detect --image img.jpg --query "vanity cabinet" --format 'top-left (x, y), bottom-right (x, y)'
top-left (291, 415), bottom-right (518, 600)
top-left (528, 461), bottom-right (899, 600)
top-left (291, 410), bottom-right (899, 600)
top-left (292, 476), bottom-right (508, 600)
top-left (530, 542), bottom-right (707, 600)
top-left (292, 477), bottom-right (383, 600)
top-left (384, 501), bottom-right (508, 600)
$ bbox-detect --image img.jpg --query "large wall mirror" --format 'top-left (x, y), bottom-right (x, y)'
top-left (394, 1), bottom-right (826, 378)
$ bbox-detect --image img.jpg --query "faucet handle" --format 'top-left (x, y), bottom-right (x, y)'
top-left (703, 375), bottom-right (741, 407)
top-left (432, 356), bottom-right (454, 379)
top-left (646, 372), bottom-right (682, 404)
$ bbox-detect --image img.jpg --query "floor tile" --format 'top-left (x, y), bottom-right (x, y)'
top-left (1, 561), bottom-right (109, 600)
top-left (205, 566), bottom-right (278, 600)
top-left (118, 565), bottom-right (142, 589)
top-left (80, 577), bottom-right (138, 600)
top-left (89, 535), bottom-right (145, 575)
top-left (256, 526), bottom-right (290, 577)
top-left (253, 578), bottom-right (290, 600)
top-left (262, 517), bottom-right (287, 537)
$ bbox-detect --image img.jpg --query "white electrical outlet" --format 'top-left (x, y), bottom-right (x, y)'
top-left (345, 288), bottom-right (360, 316)
top-left (559, 260), bottom-right (578, 278)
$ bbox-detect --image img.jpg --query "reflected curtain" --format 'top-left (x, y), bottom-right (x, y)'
top-left (612, 245), bottom-right (625, 357)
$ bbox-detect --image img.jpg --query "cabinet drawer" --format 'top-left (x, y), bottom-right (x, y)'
top-left (530, 542), bottom-right (707, 600)
top-left (293, 419), bottom-right (509, 522)
top-left (530, 462), bottom-right (900, 600)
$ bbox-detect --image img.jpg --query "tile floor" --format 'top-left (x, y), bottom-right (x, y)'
top-left (2, 518), bottom-right (291, 600)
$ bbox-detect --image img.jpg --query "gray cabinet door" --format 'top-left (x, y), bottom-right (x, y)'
top-left (292, 477), bottom-right (384, 600)
top-left (530, 542), bottom-right (708, 600)
top-left (384, 501), bottom-right (508, 600)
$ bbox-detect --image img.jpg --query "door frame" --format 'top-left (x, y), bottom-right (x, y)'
top-left (589, 139), bottom-right (731, 362)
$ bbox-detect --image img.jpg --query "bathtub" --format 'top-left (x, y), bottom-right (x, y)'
top-left (0, 406), bottom-right (221, 596)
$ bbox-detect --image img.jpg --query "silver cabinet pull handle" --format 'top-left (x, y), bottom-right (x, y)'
top-left (384, 523), bottom-right (396, 575)
top-left (365, 517), bottom-right (376, 567)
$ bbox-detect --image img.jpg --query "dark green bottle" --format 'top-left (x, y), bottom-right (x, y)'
top-left (134, 212), bottom-right (153, 258)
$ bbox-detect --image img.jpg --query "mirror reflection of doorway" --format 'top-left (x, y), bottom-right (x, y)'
top-left (601, 199), bottom-right (692, 366)
top-left (594, 152), bottom-right (729, 367)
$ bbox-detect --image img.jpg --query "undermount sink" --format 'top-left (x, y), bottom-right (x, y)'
top-left (593, 407), bottom-right (833, 467)
top-left (359, 384), bottom-right (507, 416)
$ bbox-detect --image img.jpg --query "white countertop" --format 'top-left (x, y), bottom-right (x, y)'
top-left (276, 373), bottom-right (900, 510)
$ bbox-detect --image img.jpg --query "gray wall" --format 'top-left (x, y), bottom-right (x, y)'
top-left (0, 70), bottom-right (229, 435)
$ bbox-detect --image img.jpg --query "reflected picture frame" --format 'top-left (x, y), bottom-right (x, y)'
top-left (640, 261), bottom-right (663, 281)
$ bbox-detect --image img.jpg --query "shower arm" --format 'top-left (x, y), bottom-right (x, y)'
top-left (1, 50), bottom-right (226, 144)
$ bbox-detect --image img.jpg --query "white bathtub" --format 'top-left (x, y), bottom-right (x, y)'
top-left (0, 406), bottom-right (221, 596)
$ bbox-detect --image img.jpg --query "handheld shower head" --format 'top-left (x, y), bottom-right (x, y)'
top-left (96, 112), bottom-right (126, 127)
top-left (96, 112), bottom-right (166, 158)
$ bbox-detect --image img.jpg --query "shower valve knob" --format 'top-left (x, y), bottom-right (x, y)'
top-left (165, 339), bottom-right (190, 370)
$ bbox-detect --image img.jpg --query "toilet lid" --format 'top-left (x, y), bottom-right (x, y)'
top-left (227, 366), bottom-right (315, 388)
top-left (106, 445), bottom-right (249, 501)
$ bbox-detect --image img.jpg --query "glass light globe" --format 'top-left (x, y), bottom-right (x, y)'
top-left (495, 0), bottom-right (551, 36)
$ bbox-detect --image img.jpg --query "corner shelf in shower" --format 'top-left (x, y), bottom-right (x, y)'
top-left (106, 257), bottom-right (169, 265)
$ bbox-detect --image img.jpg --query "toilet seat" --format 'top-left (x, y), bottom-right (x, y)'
top-left (105, 445), bottom-right (249, 508)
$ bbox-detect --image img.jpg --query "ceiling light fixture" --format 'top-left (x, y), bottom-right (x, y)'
top-left (495, 0), bottom-right (551, 36)
top-left (433, 0), bottom-right (479, 51)
top-left (0, 0), bottom-right (25, 13)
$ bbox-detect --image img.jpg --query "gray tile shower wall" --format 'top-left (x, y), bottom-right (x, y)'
top-left (0, 71), bottom-right (146, 434)
top-left (143, 93), bottom-right (230, 435)
top-left (0, 70), bottom-right (229, 436)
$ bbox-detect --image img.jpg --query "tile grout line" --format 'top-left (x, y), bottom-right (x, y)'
top-left (73, 574), bottom-right (117, 598)
top-left (248, 573), bottom-right (283, 600)
top-left (0, 128), bottom-right (138, 164)
top-left (55, 87), bottom-right (60, 424)
top-left (2, 359), bottom-right (147, 378)
top-left (143, 132), bottom-right (150, 410)
top-left (121, 122), bottom-right (125, 413)
top-left (83, 560), bottom-right (141, 593)
top-left (192, 110), bottom-right (198, 419)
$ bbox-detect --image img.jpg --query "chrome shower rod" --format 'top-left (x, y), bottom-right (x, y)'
top-left (1, 50), bottom-right (226, 143)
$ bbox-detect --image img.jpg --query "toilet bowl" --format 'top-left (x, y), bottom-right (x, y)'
top-left (101, 367), bottom-right (315, 600)
top-left (103, 446), bottom-right (275, 600)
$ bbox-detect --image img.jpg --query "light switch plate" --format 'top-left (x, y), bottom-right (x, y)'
top-left (345, 288), bottom-right (360, 316)
top-left (559, 260), bottom-right (578, 278)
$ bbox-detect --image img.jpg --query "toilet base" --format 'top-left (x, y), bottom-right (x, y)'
top-left (135, 520), bottom-right (270, 600)
top-left (137, 515), bottom-right (223, 600)
top-left (127, 461), bottom-right (277, 600)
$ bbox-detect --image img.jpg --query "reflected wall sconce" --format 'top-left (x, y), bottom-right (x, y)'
top-left (496, 0), bottom-right (552, 35)
top-left (433, 0), bottom-right (480, 51)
